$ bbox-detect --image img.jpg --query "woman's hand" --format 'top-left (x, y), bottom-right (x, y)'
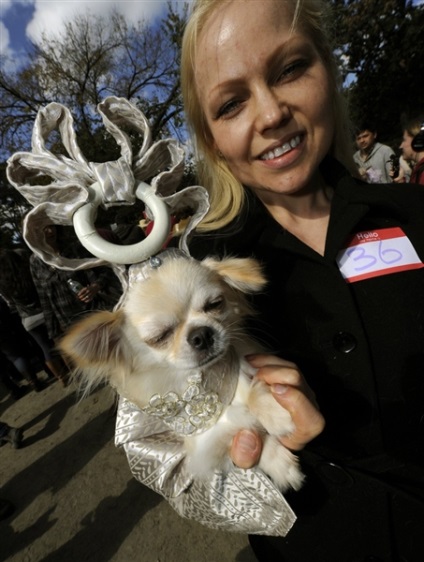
top-left (230, 354), bottom-right (325, 469)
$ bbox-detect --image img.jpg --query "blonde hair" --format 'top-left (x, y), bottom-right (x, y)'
top-left (181, 0), bottom-right (354, 231)
top-left (405, 115), bottom-right (424, 138)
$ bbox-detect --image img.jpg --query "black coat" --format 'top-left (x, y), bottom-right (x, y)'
top-left (191, 158), bottom-right (424, 561)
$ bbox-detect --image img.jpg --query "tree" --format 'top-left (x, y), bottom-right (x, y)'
top-left (3, 0), bottom-right (422, 248)
top-left (331, 0), bottom-right (424, 145)
top-left (0, 2), bottom-right (190, 248)
top-left (0, 164), bottom-right (31, 247)
top-left (0, 2), bottom-right (189, 161)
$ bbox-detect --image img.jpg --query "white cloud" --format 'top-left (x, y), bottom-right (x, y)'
top-left (1, 0), bottom-right (33, 11)
top-left (0, 1), bottom-right (30, 58)
top-left (0, 0), bottom-right (15, 34)
top-left (26, 1), bottom-right (189, 44)
top-left (0, 21), bottom-right (10, 53)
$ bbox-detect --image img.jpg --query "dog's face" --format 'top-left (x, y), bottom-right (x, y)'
top-left (60, 255), bottom-right (266, 400)
top-left (125, 257), bottom-right (259, 370)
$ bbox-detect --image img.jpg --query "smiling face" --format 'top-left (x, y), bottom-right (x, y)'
top-left (194, 0), bottom-right (335, 202)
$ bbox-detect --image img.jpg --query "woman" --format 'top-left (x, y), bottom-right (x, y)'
top-left (118, 1), bottom-right (424, 560)
top-left (399, 115), bottom-right (424, 185)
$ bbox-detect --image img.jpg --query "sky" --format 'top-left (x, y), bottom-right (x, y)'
top-left (0, 0), bottom-right (191, 68)
top-left (2, 0), bottom-right (423, 70)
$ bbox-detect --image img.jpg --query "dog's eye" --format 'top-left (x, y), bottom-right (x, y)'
top-left (147, 328), bottom-right (173, 347)
top-left (204, 296), bottom-right (224, 313)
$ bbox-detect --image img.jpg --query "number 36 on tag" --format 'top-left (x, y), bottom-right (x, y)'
top-left (336, 227), bottom-right (424, 283)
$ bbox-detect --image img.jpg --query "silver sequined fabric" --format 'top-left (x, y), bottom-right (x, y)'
top-left (116, 396), bottom-right (296, 536)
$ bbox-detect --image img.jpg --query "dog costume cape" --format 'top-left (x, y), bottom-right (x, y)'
top-left (7, 97), bottom-right (296, 536)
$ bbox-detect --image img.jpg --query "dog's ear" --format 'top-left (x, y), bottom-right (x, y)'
top-left (202, 257), bottom-right (266, 293)
top-left (59, 309), bottom-right (127, 372)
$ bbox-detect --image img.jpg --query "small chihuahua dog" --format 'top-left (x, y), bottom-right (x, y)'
top-left (60, 251), bottom-right (303, 491)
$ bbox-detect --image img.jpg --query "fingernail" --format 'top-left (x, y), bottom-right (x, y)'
top-left (238, 430), bottom-right (258, 453)
top-left (271, 384), bottom-right (288, 395)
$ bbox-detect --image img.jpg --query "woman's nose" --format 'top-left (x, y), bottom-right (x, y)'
top-left (253, 86), bottom-right (289, 132)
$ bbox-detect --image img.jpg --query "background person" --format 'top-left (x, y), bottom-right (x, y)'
top-left (30, 225), bottom-right (122, 343)
top-left (399, 114), bottom-right (424, 185)
top-left (390, 153), bottom-right (413, 183)
top-left (353, 122), bottom-right (395, 182)
top-left (0, 298), bottom-right (44, 392)
top-left (0, 249), bottom-right (68, 385)
top-left (0, 351), bottom-right (28, 400)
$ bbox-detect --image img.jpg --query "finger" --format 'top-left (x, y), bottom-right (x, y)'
top-left (78, 290), bottom-right (92, 303)
top-left (247, 355), bottom-right (318, 403)
top-left (247, 355), bottom-right (302, 385)
top-left (271, 385), bottom-right (325, 451)
top-left (230, 429), bottom-right (262, 469)
top-left (246, 353), bottom-right (297, 370)
top-left (256, 365), bottom-right (304, 389)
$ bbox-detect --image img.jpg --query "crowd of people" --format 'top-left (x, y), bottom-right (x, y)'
top-left (353, 117), bottom-right (424, 185)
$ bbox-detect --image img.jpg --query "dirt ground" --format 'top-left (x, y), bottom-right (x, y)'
top-left (0, 371), bottom-right (257, 562)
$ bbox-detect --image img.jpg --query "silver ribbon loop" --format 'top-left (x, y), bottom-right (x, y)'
top-left (91, 160), bottom-right (135, 205)
top-left (73, 181), bottom-right (172, 265)
top-left (6, 96), bottom-right (210, 274)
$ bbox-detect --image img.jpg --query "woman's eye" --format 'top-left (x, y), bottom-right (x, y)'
top-left (215, 99), bottom-right (242, 119)
top-left (275, 60), bottom-right (308, 83)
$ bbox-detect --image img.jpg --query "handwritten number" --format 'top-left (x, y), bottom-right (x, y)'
top-left (378, 241), bottom-right (402, 264)
top-left (347, 240), bottom-right (403, 272)
top-left (347, 247), bottom-right (377, 272)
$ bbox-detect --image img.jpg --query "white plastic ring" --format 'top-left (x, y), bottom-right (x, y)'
top-left (73, 181), bottom-right (171, 264)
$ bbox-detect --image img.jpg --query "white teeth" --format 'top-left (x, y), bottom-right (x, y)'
top-left (260, 135), bottom-right (301, 160)
top-left (290, 136), bottom-right (300, 148)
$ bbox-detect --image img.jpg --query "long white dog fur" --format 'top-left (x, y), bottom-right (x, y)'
top-left (60, 254), bottom-right (304, 491)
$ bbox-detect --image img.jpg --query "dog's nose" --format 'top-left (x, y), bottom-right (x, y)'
top-left (188, 326), bottom-right (215, 351)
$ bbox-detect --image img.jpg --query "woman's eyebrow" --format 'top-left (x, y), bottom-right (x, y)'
top-left (207, 36), bottom-right (311, 98)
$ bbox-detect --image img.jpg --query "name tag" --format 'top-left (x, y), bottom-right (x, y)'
top-left (337, 227), bottom-right (424, 283)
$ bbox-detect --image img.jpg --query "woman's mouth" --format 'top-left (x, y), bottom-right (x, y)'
top-left (259, 135), bottom-right (302, 161)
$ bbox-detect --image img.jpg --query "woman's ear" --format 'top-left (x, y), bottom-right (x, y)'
top-left (211, 139), bottom-right (224, 159)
